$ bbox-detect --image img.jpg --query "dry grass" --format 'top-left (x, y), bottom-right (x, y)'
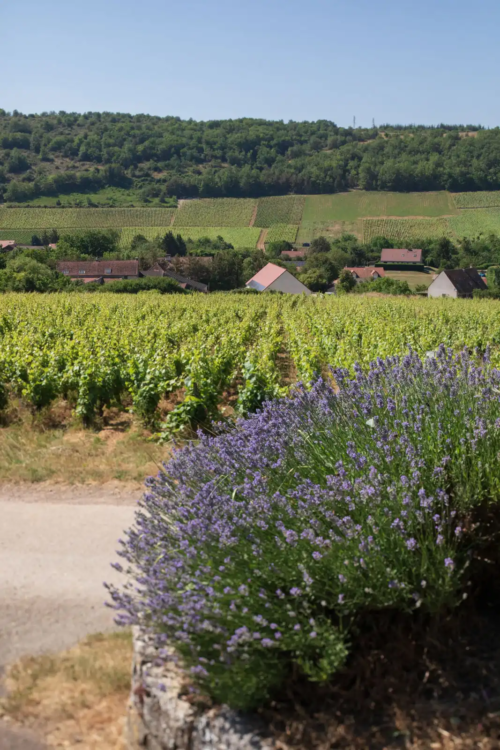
top-left (0, 415), bottom-right (168, 486)
top-left (1, 631), bottom-right (133, 749)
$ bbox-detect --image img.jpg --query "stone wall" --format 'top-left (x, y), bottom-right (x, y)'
top-left (125, 628), bottom-right (275, 750)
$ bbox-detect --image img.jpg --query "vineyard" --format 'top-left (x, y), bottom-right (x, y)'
top-left (173, 199), bottom-right (256, 227)
top-left (0, 294), bottom-right (499, 436)
top-left (265, 224), bottom-right (298, 243)
top-left (452, 191), bottom-right (500, 208)
top-left (3, 191), bottom-right (500, 250)
top-left (362, 217), bottom-right (452, 243)
top-left (254, 196), bottom-right (305, 227)
top-left (0, 208), bottom-right (175, 229)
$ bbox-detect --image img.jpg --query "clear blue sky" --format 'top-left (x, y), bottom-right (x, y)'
top-left (3, 0), bottom-right (500, 126)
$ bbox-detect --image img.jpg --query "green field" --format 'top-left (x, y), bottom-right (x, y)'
top-left (7, 187), bottom-right (177, 209)
top-left (4, 190), bottom-right (500, 250)
top-left (452, 192), bottom-right (500, 209)
top-left (362, 217), bottom-right (452, 243)
top-left (265, 224), bottom-right (299, 243)
top-left (254, 196), bottom-right (304, 227)
top-left (301, 192), bottom-right (456, 223)
top-left (384, 270), bottom-right (434, 289)
top-left (0, 208), bottom-right (175, 229)
top-left (119, 226), bottom-right (261, 248)
top-left (173, 199), bottom-right (256, 227)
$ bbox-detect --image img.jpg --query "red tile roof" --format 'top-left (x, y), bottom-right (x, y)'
top-left (246, 263), bottom-right (286, 290)
top-left (56, 260), bottom-right (139, 277)
top-left (79, 277), bottom-right (103, 284)
top-left (0, 240), bottom-right (16, 250)
top-left (381, 248), bottom-right (423, 263)
top-left (346, 266), bottom-right (385, 279)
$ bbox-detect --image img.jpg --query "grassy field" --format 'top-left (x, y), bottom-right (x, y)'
top-left (265, 224), bottom-right (299, 243)
top-left (119, 226), bottom-right (261, 248)
top-left (384, 270), bottom-right (434, 289)
top-left (301, 191), bottom-right (456, 223)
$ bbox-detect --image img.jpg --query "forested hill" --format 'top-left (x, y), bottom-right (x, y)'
top-left (0, 111), bottom-right (498, 202)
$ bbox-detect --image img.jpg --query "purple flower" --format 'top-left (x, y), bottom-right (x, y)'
top-left (445, 558), bottom-right (455, 570)
top-left (406, 538), bottom-right (417, 551)
top-left (309, 631), bottom-right (317, 639)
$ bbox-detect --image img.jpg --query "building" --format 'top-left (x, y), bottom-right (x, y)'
top-left (345, 267), bottom-right (385, 282)
top-left (380, 248), bottom-right (423, 264)
top-left (281, 249), bottom-right (306, 260)
top-left (143, 264), bottom-right (208, 292)
top-left (427, 268), bottom-right (486, 298)
top-left (246, 263), bottom-right (311, 295)
top-left (56, 260), bottom-right (140, 281)
top-left (0, 240), bottom-right (16, 251)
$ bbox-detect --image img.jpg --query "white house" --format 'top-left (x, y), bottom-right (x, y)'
top-left (427, 268), bottom-right (486, 298)
top-left (246, 263), bottom-right (311, 295)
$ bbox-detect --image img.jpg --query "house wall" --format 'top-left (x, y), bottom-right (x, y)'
top-left (427, 273), bottom-right (458, 298)
top-left (267, 271), bottom-right (311, 295)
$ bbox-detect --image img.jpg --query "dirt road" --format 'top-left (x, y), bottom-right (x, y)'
top-left (0, 484), bottom-right (138, 748)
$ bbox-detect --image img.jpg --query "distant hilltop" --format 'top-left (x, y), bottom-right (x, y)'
top-left (0, 111), bottom-right (497, 205)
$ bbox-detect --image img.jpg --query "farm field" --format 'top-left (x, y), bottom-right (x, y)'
top-left (1, 294), bottom-right (499, 434)
top-left (384, 270), bottom-right (434, 289)
top-left (3, 191), bottom-right (500, 249)
top-left (118, 226), bottom-right (261, 248)
top-left (0, 207), bottom-right (176, 229)
top-left (452, 191), bottom-right (500, 208)
top-left (173, 198), bottom-right (256, 227)
top-left (301, 191), bottom-right (456, 223)
top-left (254, 196), bottom-right (305, 227)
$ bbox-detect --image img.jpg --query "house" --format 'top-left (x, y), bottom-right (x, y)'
top-left (345, 267), bottom-right (385, 282)
top-left (246, 263), bottom-right (311, 295)
top-left (0, 240), bottom-right (16, 251)
top-left (427, 268), bottom-right (487, 298)
top-left (381, 248), bottom-right (423, 264)
top-left (56, 260), bottom-right (140, 281)
top-left (142, 263), bottom-right (208, 292)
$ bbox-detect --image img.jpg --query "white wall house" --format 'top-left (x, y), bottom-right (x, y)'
top-left (246, 263), bottom-right (311, 295)
top-left (427, 269), bottom-right (486, 298)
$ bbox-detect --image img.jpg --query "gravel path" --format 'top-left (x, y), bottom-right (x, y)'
top-left (0, 484), bottom-right (139, 748)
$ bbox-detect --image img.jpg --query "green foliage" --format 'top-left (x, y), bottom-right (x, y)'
top-left (85, 277), bottom-right (186, 295)
top-left (173, 199), bottom-right (256, 227)
top-left (56, 230), bottom-right (120, 259)
top-left (353, 276), bottom-right (411, 295)
top-left (487, 266), bottom-right (500, 289)
top-left (265, 224), bottom-right (298, 244)
top-left (337, 269), bottom-right (356, 292)
top-left (0, 256), bottom-right (74, 293)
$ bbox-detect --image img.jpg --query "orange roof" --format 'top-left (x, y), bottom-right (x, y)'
top-left (346, 267), bottom-right (385, 279)
top-left (0, 240), bottom-right (16, 249)
top-left (246, 263), bottom-right (286, 290)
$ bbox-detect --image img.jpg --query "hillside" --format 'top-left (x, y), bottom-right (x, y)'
top-left (2, 190), bottom-right (500, 248)
top-left (1, 111), bottom-right (499, 204)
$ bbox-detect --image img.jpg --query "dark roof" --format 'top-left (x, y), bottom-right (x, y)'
top-left (381, 248), bottom-right (423, 263)
top-left (142, 262), bottom-right (165, 277)
top-left (443, 268), bottom-right (487, 294)
top-left (162, 270), bottom-right (208, 292)
top-left (56, 260), bottom-right (140, 277)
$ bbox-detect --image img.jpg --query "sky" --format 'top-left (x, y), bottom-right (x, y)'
top-left (2, 0), bottom-right (500, 127)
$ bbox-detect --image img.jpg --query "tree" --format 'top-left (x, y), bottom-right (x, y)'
top-left (301, 253), bottom-right (339, 285)
top-left (308, 236), bottom-right (331, 255)
top-left (265, 240), bottom-right (292, 259)
top-left (337, 269), bottom-right (356, 293)
top-left (175, 234), bottom-right (187, 257)
top-left (242, 250), bottom-right (267, 282)
top-left (210, 251), bottom-right (243, 291)
top-left (300, 268), bottom-right (331, 292)
top-left (56, 230), bottom-right (120, 259)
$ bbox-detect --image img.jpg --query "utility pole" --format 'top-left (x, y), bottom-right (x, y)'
top-left (353, 116), bottom-right (356, 129)
top-left (372, 117), bottom-right (375, 128)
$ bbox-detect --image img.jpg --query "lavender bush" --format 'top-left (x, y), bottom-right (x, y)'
top-left (107, 346), bottom-right (500, 709)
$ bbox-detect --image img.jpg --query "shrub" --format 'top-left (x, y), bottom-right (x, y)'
top-left (85, 277), bottom-right (187, 294)
top-left (108, 347), bottom-right (500, 710)
top-left (353, 276), bottom-right (411, 295)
